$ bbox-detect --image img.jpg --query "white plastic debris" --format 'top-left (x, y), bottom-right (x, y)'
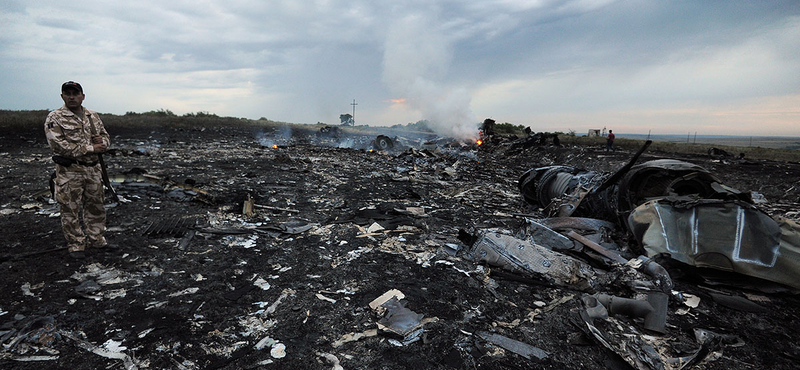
top-left (255, 336), bottom-right (277, 350)
top-left (366, 222), bottom-right (385, 233)
top-left (683, 293), bottom-right (701, 308)
top-left (253, 278), bottom-right (271, 291)
top-left (317, 352), bottom-right (344, 370)
top-left (168, 287), bottom-right (199, 297)
top-left (270, 343), bottom-right (286, 358)
top-left (102, 339), bottom-right (128, 352)
top-left (316, 293), bottom-right (337, 304)
top-left (21, 282), bottom-right (35, 297)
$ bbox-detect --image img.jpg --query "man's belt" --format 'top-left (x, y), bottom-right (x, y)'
top-left (52, 155), bottom-right (98, 167)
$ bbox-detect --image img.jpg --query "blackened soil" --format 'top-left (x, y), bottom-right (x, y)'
top-left (1, 125), bottom-right (799, 370)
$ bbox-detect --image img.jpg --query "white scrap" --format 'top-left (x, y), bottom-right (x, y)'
top-left (61, 331), bottom-right (139, 370)
top-left (683, 293), bottom-right (701, 308)
top-left (332, 329), bottom-right (379, 348)
top-left (318, 352), bottom-right (345, 370)
top-left (253, 278), bottom-right (271, 291)
top-left (168, 287), bottom-right (199, 297)
top-left (263, 289), bottom-right (295, 316)
top-left (270, 343), bottom-right (286, 358)
top-left (21, 282), bottom-right (35, 297)
top-left (316, 293), bottom-right (337, 304)
top-left (102, 339), bottom-right (127, 352)
top-left (366, 222), bottom-right (385, 233)
top-left (368, 289), bottom-right (405, 311)
top-left (255, 336), bottom-right (277, 350)
top-left (11, 356), bottom-right (59, 361)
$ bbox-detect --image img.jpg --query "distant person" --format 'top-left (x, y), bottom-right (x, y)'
top-left (44, 81), bottom-right (112, 260)
top-left (481, 118), bottom-right (495, 137)
top-left (606, 130), bottom-right (615, 151)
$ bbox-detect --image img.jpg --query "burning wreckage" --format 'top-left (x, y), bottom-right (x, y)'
top-left (1, 126), bottom-right (799, 370)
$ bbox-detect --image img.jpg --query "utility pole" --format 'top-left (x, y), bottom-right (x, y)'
top-left (351, 99), bottom-right (358, 126)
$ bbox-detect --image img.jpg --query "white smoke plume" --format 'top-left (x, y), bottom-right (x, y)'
top-left (382, 13), bottom-right (479, 142)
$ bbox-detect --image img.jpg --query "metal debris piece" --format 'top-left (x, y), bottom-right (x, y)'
top-left (143, 217), bottom-right (195, 237)
top-left (520, 219), bottom-right (575, 251)
top-left (376, 297), bottom-right (424, 345)
top-left (579, 296), bottom-right (668, 370)
top-left (467, 231), bottom-right (598, 291)
top-left (243, 194), bottom-right (255, 217)
top-left (368, 289), bottom-right (405, 312)
top-left (61, 331), bottom-right (139, 370)
top-left (629, 199), bottom-right (800, 289)
top-left (538, 217), bottom-right (616, 233)
top-left (594, 292), bottom-right (669, 334)
top-left (177, 230), bottom-right (196, 250)
top-left (258, 219), bottom-right (315, 235)
top-left (332, 329), bottom-right (379, 348)
top-left (476, 331), bottom-right (549, 360)
top-left (707, 292), bottom-right (767, 313)
top-left (567, 231), bottom-right (627, 264)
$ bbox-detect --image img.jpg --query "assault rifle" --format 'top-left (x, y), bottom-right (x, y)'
top-left (87, 115), bottom-right (119, 202)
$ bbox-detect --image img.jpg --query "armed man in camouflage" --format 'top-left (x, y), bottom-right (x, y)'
top-left (45, 81), bottom-right (112, 259)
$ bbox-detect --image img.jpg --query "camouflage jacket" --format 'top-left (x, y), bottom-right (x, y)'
top-left (44, 105), bottom-right (110, 163)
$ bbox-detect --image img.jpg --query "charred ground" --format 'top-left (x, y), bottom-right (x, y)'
top-left (1, 124), bottom-right (799, 370)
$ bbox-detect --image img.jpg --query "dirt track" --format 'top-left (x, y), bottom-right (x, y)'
top-left (1, 125), bottom-right (799, 369)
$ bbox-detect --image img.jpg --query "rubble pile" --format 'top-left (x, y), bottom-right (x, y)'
top-left (0, 125), bottom-right (799, 369)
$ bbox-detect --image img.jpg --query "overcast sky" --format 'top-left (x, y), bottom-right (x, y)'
top-left (2, 0), bottom-right (799, 138)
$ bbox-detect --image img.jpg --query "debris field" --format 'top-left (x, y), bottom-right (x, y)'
top-left (1, 124), bottom-right (799, 370)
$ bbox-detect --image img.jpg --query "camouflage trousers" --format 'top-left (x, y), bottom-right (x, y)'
top-left (53, 164), bottom-right (107, 252)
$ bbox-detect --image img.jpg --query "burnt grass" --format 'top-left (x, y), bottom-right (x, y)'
top-left (1, 124), bottom-right (800, 370)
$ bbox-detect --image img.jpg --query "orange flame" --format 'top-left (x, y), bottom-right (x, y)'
top-left (476, 140), bottom-right (483, 146)
top-left (272, 145), bottom-right (278, 149)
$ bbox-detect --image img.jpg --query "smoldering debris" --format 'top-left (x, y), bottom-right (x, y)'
top-left (1, 126), bottom-right (799, 370)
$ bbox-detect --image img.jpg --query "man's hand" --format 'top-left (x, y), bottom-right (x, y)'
top-left (92, 143), bottom-right (107, 153)
top-left (91, 135), bottom-right (107, 153)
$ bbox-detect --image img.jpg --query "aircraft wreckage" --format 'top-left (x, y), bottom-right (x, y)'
top-left (1, 124), bottom-right (799, 370)
top-left (517, 140), bottom-right (800, 291)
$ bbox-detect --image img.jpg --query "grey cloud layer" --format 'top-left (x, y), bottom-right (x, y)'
top-left (2, 0), bottom-right (799, 135)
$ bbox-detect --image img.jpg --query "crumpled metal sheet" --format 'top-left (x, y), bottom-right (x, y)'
top-left (376, 297), bottom-right (424, 345)
top-left (628, 199), bottom-right (800, 289)
top-left (468, 231), bottom-right (598, 291)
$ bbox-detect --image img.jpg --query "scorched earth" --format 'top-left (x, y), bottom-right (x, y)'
top-left (0, 123), bottom-right (799, 370)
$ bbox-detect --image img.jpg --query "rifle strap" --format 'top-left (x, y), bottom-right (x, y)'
top-left (86, 110), bottom-right (98, 136)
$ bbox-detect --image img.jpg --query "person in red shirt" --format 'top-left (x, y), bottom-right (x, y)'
top-left (606, 130), bottom-right (615, 151)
